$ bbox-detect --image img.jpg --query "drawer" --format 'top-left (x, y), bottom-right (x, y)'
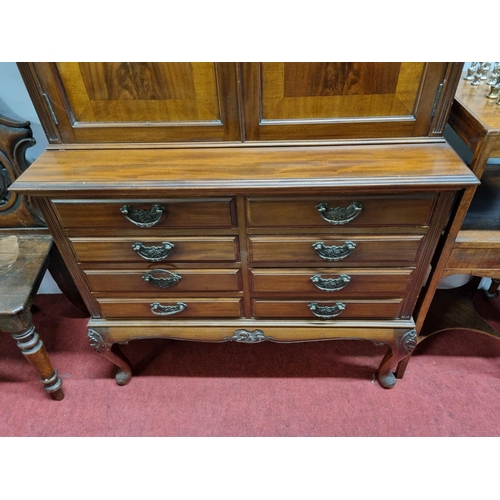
top-left (249, 268), bottom-right (414, 296)
top-left (84, 269), bottom-right (242, 293)
top-left (53, 198), bottom-right (236, 230)
top-left (246, 194), bottom-right (436, 228)
top-left (248, 235), bottom-right (424, 265)
top-left (70, 237), bottom-right (239, 263)
top-left (252, 299), bottom-right (404, 319)
top-left (97, 298), bottom-right (244, 318)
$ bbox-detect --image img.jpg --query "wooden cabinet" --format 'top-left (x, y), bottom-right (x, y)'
top-left (19, 62), bottom-right (460, 144)
top-left (10, 62), bottom-right (479, 389)
top-left (19, 63), bottom-right (241, 143)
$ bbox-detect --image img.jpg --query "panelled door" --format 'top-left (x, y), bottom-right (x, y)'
top-left (241, 62), bottom-right (452, 142)
top-left (20, 62), bottom-right (241, 144)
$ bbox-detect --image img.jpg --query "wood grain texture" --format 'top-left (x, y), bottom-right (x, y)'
top-left (246, 194), bottom-right (436, 228)
top-left (249, 268), bottom-right (414, 296)
top-left (243, 62), bottom-right (455, 141)
top-left (252, 298), bottom-right (403, 319)
top-left (98, 297), bottom-right (244, 319)
top-left (21, 62), bottom-right (241, 143)
top-left (69, 236), bottom-right (239, 263)
top-left (10, 143), bottom-right (478, 197)
top-left (248, 235), bottom-right (424, 265)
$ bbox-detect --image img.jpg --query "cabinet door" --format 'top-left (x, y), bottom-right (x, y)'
top-left (19, 62), bottom-right (241, 144)
top-left (241, 62), bottom-right (456, 142)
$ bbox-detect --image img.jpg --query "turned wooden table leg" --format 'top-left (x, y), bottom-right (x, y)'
top-left (11, 324), bottom-right (64, 400)
top-left (377, 329), bottom-right (417, 389)
top-left (88, 328), bottom-right (132, 385)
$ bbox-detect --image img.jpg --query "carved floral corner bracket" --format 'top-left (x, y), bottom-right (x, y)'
top-left (88, 328), bottom-right (106, 352)
top-left (224, 329), bottom-right (273, 343)
top-left (397, 328), bottom-right (418, 355)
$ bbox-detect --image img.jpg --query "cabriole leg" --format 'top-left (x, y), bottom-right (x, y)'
top-left (12, 325), bottom-right (64, 401)
top-left (88, 328), bottom-right (132, 385)
top-left (377, 329), bottom-right (417, 389)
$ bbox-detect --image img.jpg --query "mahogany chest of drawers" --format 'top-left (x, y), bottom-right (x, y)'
top-left (11, 144), bottom-right (478, 387)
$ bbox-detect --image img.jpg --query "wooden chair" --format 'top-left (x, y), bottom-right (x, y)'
top-left (0, 114), bottom-right (87, 400)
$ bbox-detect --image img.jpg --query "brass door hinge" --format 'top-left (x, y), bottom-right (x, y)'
top-left (42, 92), bottom-right (58, 125)
top-left (431, 82), bottom-right (444, 118)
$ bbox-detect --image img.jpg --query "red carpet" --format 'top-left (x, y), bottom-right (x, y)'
top-left (1, 294), bottom-right (500, 437)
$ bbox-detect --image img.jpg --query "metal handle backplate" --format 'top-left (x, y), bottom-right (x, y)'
top-left (132, 242), bottom-right (174, 262)
top-left (312, 241), bottom-right (356, 261)
top-left (120, 204), bottom-right (165, 227)
top-left (150, 302), bottom-right (187, 316)
top-left (316, 202), bottom-right (362, 225)
top-left (308, 302), bottom-right (346, 319)
top-left (143, 269), bottom-right (181, 289)
top-left (310, 274), bottom-right (351, 292)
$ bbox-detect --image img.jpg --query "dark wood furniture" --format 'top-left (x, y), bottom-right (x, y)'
top-left (397, 74), bottom-right (500, 370)
top-left (11, 62), bottom-right (478, 388)
top-left (0, 115), bottom-right (64, 400)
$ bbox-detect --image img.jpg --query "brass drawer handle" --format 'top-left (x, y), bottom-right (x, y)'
top-left (308, 302), bottom-right (346, 318)
top-left (312, 241), bottom-right (356, 261)
top-left (132, 242), bottom-right (174, 262)
top-left (143, 269), bottom-right (181, 289)
top-left (316, 202), bottom-right (362, 225)
top-left (310, 274), bottom-right (351, 292)
top-left (120, 204), bottom-right (165, 227)
top-left (150, 301), bottom-right (187, 316)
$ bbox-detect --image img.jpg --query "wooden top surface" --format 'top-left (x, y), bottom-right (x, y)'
top-left (454, 76), bottom-right (500, 134)
top-left (10, 143), bottom-right (478, 196)
top-left (0, 233), bottom-right (52, 315)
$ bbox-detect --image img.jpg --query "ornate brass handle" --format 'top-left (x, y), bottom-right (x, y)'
top-left (310, 274), bottom-right (351, 292)
top-left (315, 202), bottom-right (362, 225)
top-left (143, 269), bottom-right (181, 289)
top-left (132, 242), bottom-right (174, 262)
top-left (120, 204), bottom-right (165, 227)
top-left (150, 301), bottom-right (187, 316)
top-left (308, 302), bottom-right (346, 318)
top-left (312, 241), bottom-right (356, 261)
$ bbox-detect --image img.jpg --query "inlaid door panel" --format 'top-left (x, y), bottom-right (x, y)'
top-left (21, 62), bottom-right (241, 144)
top-left (242, 62), bottom-right (454, 141)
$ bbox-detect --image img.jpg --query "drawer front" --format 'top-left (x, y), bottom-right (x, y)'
top-left (246, 194), bottom-right (436, 228)
top-left (252, 299), bottom-right (403, 319)
top-left (84, 269), bottom-right (242, 293)
top-left (70, 237), bottom-right (239, 263)
top-left (97, 298), bottom-right (244, 318)
top-left (53, 198), bottom-right (236, 230)
top-left (250, 268), bottom-right (414, 296)
top-left (248, 235), bottom-right (424, 265)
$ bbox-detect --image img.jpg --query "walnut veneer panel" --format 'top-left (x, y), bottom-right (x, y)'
top-left (23, 62), bottom-right (241, 143)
